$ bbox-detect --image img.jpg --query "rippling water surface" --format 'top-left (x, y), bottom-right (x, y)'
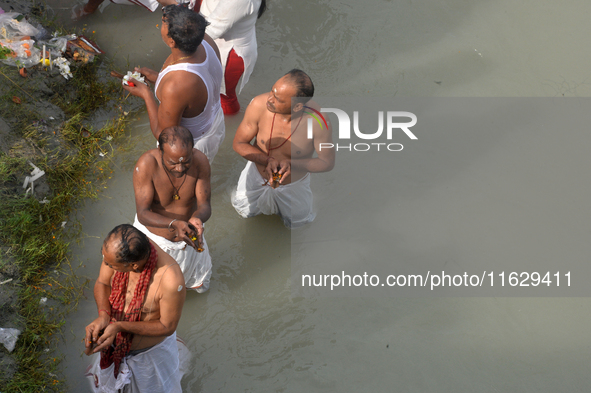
top-left (43, 0), bottom-right (591, 391)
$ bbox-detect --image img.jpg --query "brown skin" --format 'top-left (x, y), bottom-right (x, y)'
top-left (133, 141), bottom-right (211, 249)
top-left (122, 19), bottom-right (221, 140)
top-left (233, 75), bottom-right (335, 187)
top-left (84, 239), bottom-right (186, 355)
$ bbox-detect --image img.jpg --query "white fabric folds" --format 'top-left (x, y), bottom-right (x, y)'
top-left (201, 0), bottom-right (261, 95)
top-left (85, 332), bottom-right (183, 393)
top-left (192, 107), bottom-right (225, 165)
top-left (231, 161), bottom-right (316, 228)
top-left (134, 216), bottom-right (212, 292)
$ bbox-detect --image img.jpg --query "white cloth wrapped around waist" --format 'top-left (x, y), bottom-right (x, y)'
top-left (134, 216), bottom-right (212, 292)
top-left (85, 332), bottom-right (184, 393)
top-left (231, 161), bottom-right (316, 228)
top-left (189, 106), bottom-right (225, 165)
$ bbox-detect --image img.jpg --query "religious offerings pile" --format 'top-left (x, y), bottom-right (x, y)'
top-left (0, 12), bottom-right (103, 78)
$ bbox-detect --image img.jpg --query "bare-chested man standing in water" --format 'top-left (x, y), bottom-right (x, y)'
top-left (133, 126), bottom-right (213, 292)
top-left (232, 69), bottom-right (335, 228)
top-left (84, 224), bottom-right (186, 392)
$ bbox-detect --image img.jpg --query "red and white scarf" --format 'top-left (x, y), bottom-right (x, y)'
top-left (100, 242), bottom-right (157, 377)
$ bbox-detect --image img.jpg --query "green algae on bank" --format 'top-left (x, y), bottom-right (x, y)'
top-left (0, 16), bottom-right (142, 392)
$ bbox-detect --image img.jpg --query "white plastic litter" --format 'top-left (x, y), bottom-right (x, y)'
top-left (0, 13), bottom-right (40, 37)
top-left (39, 297), bottom-right (47, 305)
top-left (0, 13), bottom-right (42, 67)
top-left (0, 327), bottom-right (21, 353)
top-left (22, 161), bottom-right (45, 197)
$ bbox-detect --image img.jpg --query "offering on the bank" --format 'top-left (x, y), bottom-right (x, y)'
top-left (54, 56), bottom-right (72, 79)
top-left (65, 36), bottom-right (103, 63)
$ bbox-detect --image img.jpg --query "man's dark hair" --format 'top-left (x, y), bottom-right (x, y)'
top-left (158, 126), bottom-right (194, 152)
top-left (284, 69), bottom-right (314, 103)
top-left (163, 5), bottom-right (209, 54)
top-left (104, 224), bottom-right (151, 264)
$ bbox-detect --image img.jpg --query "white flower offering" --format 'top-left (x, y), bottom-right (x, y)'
top-left (122, 71), bottom-right (146, 87)
top-left (54, 56), bottom-right (73, 80)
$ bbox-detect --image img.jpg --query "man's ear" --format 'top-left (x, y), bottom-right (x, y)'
top-left (292, 102), bottom-right (304, 113)
top-left (166, 37), bottom-right (176, 49)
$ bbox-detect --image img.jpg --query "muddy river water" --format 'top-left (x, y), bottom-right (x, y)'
top-left (43, 0), bottom-right (591, 391)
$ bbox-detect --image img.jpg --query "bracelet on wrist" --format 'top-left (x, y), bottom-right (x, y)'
top-left (99, 309), bottom-right (111, 317)
top-left (168, 218), bottom-right (178, 232)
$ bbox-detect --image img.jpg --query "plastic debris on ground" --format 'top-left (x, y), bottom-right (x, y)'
top-left (0, 13), bottom-right (104, 79)
top-left (22, 161), bottom-right (45, 196)
top-left (0, 12), bottom-right (41, 67)
top-left (0, 328), bottom-right (21, 353)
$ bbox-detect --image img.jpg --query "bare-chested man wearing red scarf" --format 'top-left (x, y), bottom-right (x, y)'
top-left (84, 224), bottom-right (186, 393)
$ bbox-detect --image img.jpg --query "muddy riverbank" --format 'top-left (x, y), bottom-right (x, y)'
top-left (0, 1), bottom-right (143, 389)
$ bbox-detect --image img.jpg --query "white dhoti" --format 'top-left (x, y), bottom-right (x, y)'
top-left (190, 107), bottom-right (225, 165)
top-left (108, 0), bottom-right (159, 12)
top-left (134, 216), bottom-right (212, 292)
top-left (85, 332), bottom-right (186, 393)
top-left (231, 161), bottom-right (316, 228)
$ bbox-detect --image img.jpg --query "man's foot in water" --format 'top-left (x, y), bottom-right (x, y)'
top-left (72, 0), bottom-right (104, 20)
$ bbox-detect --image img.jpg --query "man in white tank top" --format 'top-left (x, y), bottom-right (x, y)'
top-left (124, 5), bottom-right (226, 164)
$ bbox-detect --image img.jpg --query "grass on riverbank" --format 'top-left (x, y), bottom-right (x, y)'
top-left (0, 53), bottom-right (136, 391)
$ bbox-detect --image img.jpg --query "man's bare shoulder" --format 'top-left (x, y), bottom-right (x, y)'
top-left (137, 149), bottom-right (160, 165)
top-left (151, 242), bottom-right (185, 294)
top-left (303, 99), bottom-right (321, 112)
top-left (135, 149), bottom-right (160, 174)
top-left (248, 93), bottom-right (268, 111)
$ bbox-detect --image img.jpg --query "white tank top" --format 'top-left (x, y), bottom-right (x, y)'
top-left (155, 41), bottom-right (223, 139)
